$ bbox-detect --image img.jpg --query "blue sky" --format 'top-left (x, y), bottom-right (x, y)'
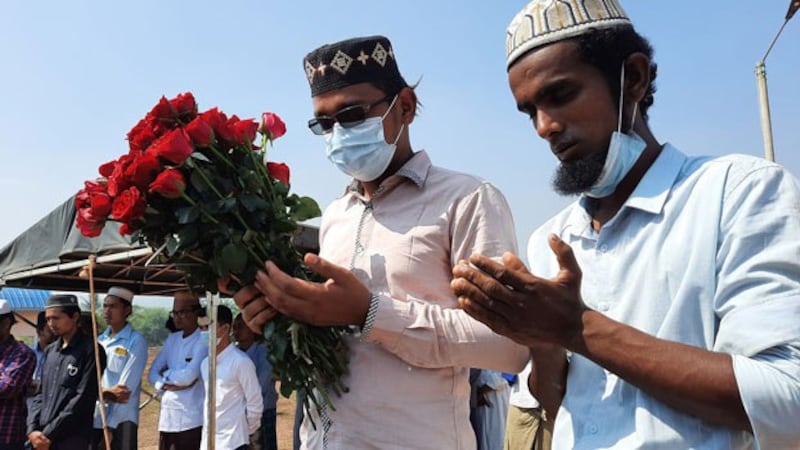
top-left (1, 1), bottom-right (798, 272)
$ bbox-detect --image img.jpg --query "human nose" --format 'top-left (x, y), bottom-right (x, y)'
top-left (535, 109), bottom-right (563, 139)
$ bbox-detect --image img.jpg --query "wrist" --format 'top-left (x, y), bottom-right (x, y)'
top-left (562, 306), bottom-right (594, 353)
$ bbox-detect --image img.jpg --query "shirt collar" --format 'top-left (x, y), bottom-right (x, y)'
top-left (57, 330), bottom-right (86, 352)
top-left (101, 322), bottom-right (133, 341)
top-left (346, 150), bottom-right (432, 194)
top-left (619, 143), bottom-right (685, 215)
top-left (563, 144), bottom-right (686, 237)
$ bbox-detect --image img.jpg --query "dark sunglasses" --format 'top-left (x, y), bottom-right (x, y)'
top-left (307, 94), bottom-right (394, 135)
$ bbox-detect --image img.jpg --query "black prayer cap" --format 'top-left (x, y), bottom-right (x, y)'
top-left (303, 35), bottom-right (408, 97)
top-left (46, 294), bottom-right (80, 310)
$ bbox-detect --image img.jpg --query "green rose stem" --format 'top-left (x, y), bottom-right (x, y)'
top-left (204, 142), bottom-right (238, 170)
top-left (191, 163), bottom-right (272, 259)
top-left (178, 192), bottom-right (220, 225)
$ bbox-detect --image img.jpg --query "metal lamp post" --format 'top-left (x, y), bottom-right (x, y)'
top-left (755, 0), bottom-right (799, 162)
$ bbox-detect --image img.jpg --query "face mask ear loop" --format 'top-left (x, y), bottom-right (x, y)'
top-left (629, 102), bottom-right (638, 134)
top-left (391, 123), bottom-right (405, 145)
top-left (381, 95), bottom-right (400, 120)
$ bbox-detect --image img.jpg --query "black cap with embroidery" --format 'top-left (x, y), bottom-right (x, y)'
top-left (303, 35), bottom-right (408, 97)
top-left (46, 294), bottom-right (80, 310)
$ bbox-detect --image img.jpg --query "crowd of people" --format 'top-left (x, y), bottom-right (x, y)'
top-left (2, 0), bottom-right (800, 449)
top-left (0, 288), bottom-right (283, 450)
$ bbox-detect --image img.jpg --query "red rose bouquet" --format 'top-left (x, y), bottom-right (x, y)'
top-left (76, 92), bottom-right (349, 417)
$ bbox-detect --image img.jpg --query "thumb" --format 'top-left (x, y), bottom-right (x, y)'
top-left (304, 253), bottom-right (349, 282)
top-left (548, 234), bottom-right (582, 284)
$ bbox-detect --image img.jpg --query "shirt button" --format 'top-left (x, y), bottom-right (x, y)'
top-left (598, 302), bottom-right (610, 312)
top-left (599, 244), bottom-right (608, 252)
top-left (589, 424), bottom-right (598, 434)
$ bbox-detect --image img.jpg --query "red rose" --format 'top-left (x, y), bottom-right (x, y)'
top-left (259, 112), bottom-right (287, 140)
top-left (147, 129), bottom-right (195, 165)
top-left (119, 222), bottom-right (140, 235)
top-left (124, 153), bottom-right (162, 189)
top-left (76, 209), bottom-right (105, 237)
top-left (231, 119), bottom-right (259, 146)
top-left (76, 181), bottom-right (112, 220)
top-left (169, 92), bottom-right (197, 117)
top-left (127, 118), bottom-right (158, 153)
top-left (107, 155), bottom-right (134, 197)
top-left (149, 168), bottom-right (186, 199)
top-left (200, 107), bottom-right (228, 131)
top-left (98, 160), bottom-right (116, 177)
top-left (214, 114), bottom-right (239, 143)
top-left (111, 186), bottom-right (146, 222)
top-left (148, 96), bottom-right (173, 122)
top-left (185, 117), bottom-right (214, 147)
top-left (267, 162), bottom-right (290, 185)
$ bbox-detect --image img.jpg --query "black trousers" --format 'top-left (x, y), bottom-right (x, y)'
top-left (51, 435), bottom-right (89, 450)
top-left (91, 421), bottom-right (138, 450)
top-left (158, 427), bottom-right (202, 450)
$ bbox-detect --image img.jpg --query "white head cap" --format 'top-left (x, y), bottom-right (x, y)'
top-left (107, 286), bottom-right (134, 303)
top-left (506, 0), bottom-right (631, 69)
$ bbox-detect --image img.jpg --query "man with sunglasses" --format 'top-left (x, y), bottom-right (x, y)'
top-left (233, 35), bottom-right (527, 449)
top-left (148, 291), bottom-right (208, 450)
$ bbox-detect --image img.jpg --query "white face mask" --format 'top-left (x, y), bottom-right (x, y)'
top-left (323, 95), bottom-right (404, 182)
top-left (200, 330), bottom-right (222, 346)
top-left (585, 65), bottom-right (647, 198)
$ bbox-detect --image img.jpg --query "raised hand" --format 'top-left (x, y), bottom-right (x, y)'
top-left (451, 234), bottom-right (587, 349)
top-left (253, 253), bottom-right (372, 327)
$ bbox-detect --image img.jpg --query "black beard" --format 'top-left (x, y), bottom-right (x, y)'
top-left (552, 150), bottom-right (608, 196)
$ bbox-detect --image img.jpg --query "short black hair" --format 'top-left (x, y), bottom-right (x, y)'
top-left (0, 312), bottom-right (15, 325)
top-left (574, 26), bottom-right (658, 122)
top-left (51, 305), bottom-right (81, 318)
top-left (216, 305), bottom-right (233, 326)
top-left (36, 311), bottom-right (47, 330)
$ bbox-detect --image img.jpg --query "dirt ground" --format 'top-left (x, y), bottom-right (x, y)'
top-left (137, 348), bottom-right (296, 450)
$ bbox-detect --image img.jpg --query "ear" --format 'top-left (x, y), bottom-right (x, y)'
top-left (397, 87), bottom-right (417, 125)
top-left (623, 52), bottom-right (651, 107)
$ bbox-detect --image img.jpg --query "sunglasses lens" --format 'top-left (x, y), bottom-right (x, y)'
top-left (334, 106), bottom-right (368, 128)
top-left (308, 118), bottom-right (335, 135)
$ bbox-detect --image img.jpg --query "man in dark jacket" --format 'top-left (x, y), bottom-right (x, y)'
top-left (27, 294), bottom-right (106, 450)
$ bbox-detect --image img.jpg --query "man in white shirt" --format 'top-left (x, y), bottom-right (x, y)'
top-left (92, 287), bottom-right (148, 450)
top-left (147, 291), bottom-right (208, 450)
top-left (201, 305), bottom-right (263, 450)
top-left (233, 313), bottom-right (278, 450)
top-left (453, 0), bottom-right (800, 448)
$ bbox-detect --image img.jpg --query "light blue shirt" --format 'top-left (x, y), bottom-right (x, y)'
top-left (528, 145), bottom-right (800, 449)
top-left (93, 323), bottom-right (148, 428)
top-left (243, 341), bottom-right (278, 410)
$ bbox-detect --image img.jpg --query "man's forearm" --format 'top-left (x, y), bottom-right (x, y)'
top-left (570, 310), bottom-right (750, 431)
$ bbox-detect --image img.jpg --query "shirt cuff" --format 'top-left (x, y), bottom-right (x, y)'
top-left (732, 350), bottom-right (800, 449)
top-left (361, 293), bottom-right (412, 350)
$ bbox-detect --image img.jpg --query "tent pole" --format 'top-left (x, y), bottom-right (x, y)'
top-left (87, 256), bottom-right (112, 450)
top-left (206, 292), bottom-right (218, 450)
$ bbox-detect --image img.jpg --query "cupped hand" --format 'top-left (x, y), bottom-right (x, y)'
top-left (253, 253), bottom-right (372, 327)
top-left (451, 234), bottom-right (587, 349)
